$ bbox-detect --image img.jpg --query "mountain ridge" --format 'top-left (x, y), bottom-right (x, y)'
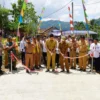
top-left (40, 18), bottom-right (100, 30)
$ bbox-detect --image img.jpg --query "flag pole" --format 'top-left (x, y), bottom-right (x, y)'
top-left (82, 0), bottom-right (90, 37)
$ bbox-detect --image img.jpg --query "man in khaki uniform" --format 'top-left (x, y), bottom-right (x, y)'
top-left (78, 36), bottom-right (88, 71)
top-left (69, 35), bottom-right (78, 69)
top-left (25, 37), bottom-right (34, 73)
top-left (59, 36), bottom-right (70, 73)
top-left (46, 34), bottom-right (57, 72)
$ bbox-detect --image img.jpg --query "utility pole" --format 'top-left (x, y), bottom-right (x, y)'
top-left (72, 1), bottom-right (74, 20)
top-left (72, 1), bottom-right (74, 34)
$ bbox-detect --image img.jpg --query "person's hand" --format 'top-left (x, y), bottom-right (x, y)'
top-left (32, 44), bottom-right (35, 47)
top-left (52, 50), bottom-right (55, 53)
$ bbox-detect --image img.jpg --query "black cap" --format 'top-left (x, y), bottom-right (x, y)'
top-left (36, 34), bottom-right (40, 38)
top-left (49, 34), bottom-right (54, 37)
top-left (80, 35), bottom-right (85, 39)
top-left (94, 38), bottom-right (98, 41)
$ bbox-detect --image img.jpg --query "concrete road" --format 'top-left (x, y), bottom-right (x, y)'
top-left (0, 63), bottom-right (100, 100)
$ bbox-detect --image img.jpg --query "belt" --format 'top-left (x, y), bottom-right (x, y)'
top-left (48, 49), bottom-right (54, 51)
top-left (80, 51), bottom-right (87, 53)
top-left (70, 49), bottom-right (76, 51)
top-left (26, 52), bottom-right (33, 54)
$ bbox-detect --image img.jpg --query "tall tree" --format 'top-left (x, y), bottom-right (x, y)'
top-left (24, 3), bottom-right (38, 35)
top-left (10, 0), bottom-right (38, 35)
top-left (0, 6), bottom-right (10, 30)
top-left (9, 0), bottom-right (24, 31)
top-left (74, 22), bottom-right (86, 30)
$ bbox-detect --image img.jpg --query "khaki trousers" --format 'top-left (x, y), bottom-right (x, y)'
top-left (47, 51), bottom-right (56, 70)
top-left (25, 54), bottom-right (33, 69)
top-left (79, 53), bottom-right (87, 70)
top-left (70, 51), bottom-right (76, 67)
top-left (59, 54), bottom-right (69, 70)
top-left (33, 53), bottom-right (40, 66)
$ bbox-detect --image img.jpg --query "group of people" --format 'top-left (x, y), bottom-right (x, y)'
top-left (20, 34), bottom-right (100, 73)
top-left (0, 34), bottom-right (100, 75)
top-left (0, 35), bottom-right (18, 74)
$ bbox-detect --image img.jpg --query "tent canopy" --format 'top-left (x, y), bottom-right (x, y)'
top-left (50, 30), bottom-right (97, 36)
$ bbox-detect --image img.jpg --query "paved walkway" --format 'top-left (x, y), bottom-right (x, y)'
top-left (0, 63), bottom-right (100, 100)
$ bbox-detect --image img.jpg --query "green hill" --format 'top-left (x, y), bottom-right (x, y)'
top-left (40, 18), bottom-right (100, 30)
top-left (40, 20), bottom-right (70, 31)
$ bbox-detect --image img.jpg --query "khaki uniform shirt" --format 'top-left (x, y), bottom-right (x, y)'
top-left (78, 40), bottom-right (88, 53)
top-left (33, 41), bottom-right (40, 53)
top-left (59, 41), bottom-right (69, 54)
top-left (46, 39), bottom-right (57, 51)
top-left (69, 40), bottom-right (77, 51)
top-left (25, 42), bottom-right (34, 53)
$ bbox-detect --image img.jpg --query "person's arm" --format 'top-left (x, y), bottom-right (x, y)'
top-left (52, 41), bottom-right (57, 53)
top-left (8, 42), bottom-right (15, 50)
top-left (95, 44), bottom-right (100, 52)
top-left (65, 43), bottom-right (69, 56)
top-left (90, 44), bottom-right (94, 52)
top-left (20, 41), bottom-right (23, 52)
top-left (45, 40), bottom-right (49, 52)
top-left (58, 43), bottom-right (63, 55)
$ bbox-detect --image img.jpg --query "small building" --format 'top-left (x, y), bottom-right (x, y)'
top-left (39, 26), bottom-right (97, 37)
top-left (39, 26), bottom-right (59, 36)
top-left (62, 30), bottom-right (97, 36)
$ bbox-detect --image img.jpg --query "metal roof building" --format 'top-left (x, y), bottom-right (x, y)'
top-left (50, 30), bottom-right (97, 36)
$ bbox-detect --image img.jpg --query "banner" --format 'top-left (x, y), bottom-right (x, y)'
top-left (19, 15), bottom-right (23, 23)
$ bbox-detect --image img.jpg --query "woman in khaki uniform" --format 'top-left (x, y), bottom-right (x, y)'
top-left (32, 36), bottom-right (41, 69)
top-left (4, 39), bottom-right (8, 68)
top-left (12, 38), bottom-right (19, 56)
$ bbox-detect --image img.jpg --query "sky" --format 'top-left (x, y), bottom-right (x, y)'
top-left (0, 0), bottom-right (100, 22)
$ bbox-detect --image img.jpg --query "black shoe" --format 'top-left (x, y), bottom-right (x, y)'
top-left (71, 67), bottom-right (74, 69)
top-left (60, 70), bottom-right (65, 72)
top-left (66, 70), bottom-right (70, 73)
top-left (80, 69), bottom-right (83, 71)
top-left (45, 69), bottom-right (50, 72)
top-left (57, 64), bottom-right (59, 68)
top-left (52, 69), bottom-right (55, 72)
top-left (73, 67), bottom-right (76, 70)
top-left (39, 65), bottom-right (42, 68)
top-left (26, 70), bottom-right (30, 73)
top-left (31, 68), bottom-right (35, 71)
top-left (13, 67), bottom-right (17, 71)
top-left (83, 69), bottom-right (86, 72)
top-left (5, 66), bottom-right (9, 69)
top-left (35, 66), bottom-right (40, 70)
top-left (0, 70), bottom-right (4, 75)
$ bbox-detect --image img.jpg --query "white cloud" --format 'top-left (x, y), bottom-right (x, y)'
top-left (42, 18), bottom-right (57, 21)
top-left (45, 0), bottom-right (52, 7)
top-left (59, 14), bottom-right (69, 22)
top-left (85, 0), bottom-right (100, 20)
top-left (0, 0), bottom-right (100, 22)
